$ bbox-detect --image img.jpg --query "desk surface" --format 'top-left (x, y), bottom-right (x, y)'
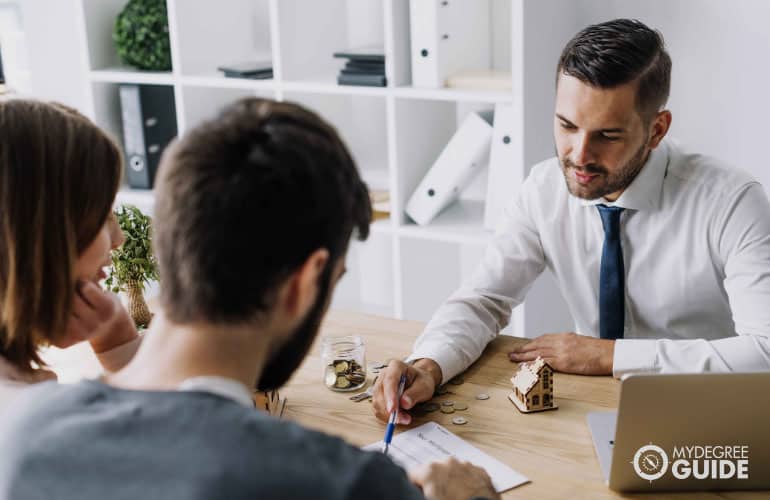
top-left (284, 310), bottom-right (763, 500)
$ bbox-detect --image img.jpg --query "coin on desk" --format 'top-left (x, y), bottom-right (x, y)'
top-left (452, 416), bottom-right (468, 425)
top-left (440, 406), bottom-right (455, 414)
top-left (475, 393), bottom-right (490, 400)
top-left (441, 401), bottom-right (455, 407)
top-left (453, 402), bottom-right (469, 411)
top-left (368, 361), bottom-right (387, 373)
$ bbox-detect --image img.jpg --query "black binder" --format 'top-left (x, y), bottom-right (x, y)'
top-left (0, 44), bottom-right (5, 84)
top-left (119, 84), bottom-right (177, 189)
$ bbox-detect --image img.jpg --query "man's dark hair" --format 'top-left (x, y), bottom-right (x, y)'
top-left (557, 18), bottom-right (671, 122)
top-left (154, 98), bottom-right (371, 324)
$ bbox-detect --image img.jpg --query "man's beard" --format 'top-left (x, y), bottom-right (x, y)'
top-left (560, 141), bottom-right (649, 200)
top-left (256, 267), bottom-right (332, 392)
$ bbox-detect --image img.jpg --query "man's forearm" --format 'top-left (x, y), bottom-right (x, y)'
top-left (613, 334), bottom-right (770, 378)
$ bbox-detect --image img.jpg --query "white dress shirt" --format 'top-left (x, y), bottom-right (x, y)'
top-left (409, 140), bottom-right (770, 381)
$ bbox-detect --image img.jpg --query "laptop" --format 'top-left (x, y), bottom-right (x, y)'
top-left (587, 372), bottom-right (770, 492)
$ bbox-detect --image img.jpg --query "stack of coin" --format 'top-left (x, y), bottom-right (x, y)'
top-left (324, 359), bottom-right (366, 390)
top-left (440, 401), bottom-right (455, 414)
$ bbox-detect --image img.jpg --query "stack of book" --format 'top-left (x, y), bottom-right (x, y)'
top-left (217, 60), bottom-right (273, 80)
top-left (333, 47), bottom-right (386, 87)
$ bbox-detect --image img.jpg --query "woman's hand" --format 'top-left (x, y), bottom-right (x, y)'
top-left (58, 281), bottom-right (138, 353)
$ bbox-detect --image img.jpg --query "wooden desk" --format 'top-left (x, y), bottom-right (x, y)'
top-left (284, 310), bottom-right (763, 500)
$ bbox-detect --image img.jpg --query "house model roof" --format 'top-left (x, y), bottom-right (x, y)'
top-left (510, 356), bottom-right (548, 395)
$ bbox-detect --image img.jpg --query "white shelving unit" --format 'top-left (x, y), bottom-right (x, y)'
top-left (73, 0), bottom-right (584, 336)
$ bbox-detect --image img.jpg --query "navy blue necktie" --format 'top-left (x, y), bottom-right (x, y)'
top-left (597, 205), bottom-right (625, 340)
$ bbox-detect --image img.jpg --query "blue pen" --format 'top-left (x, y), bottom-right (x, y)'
top-left (382, 373), bottom-right (407, 455)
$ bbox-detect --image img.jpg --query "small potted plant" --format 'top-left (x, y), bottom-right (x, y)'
top-left (113, 0), bottom-right (172, 71)
top-left (106, 205), bottom-right (159, 328)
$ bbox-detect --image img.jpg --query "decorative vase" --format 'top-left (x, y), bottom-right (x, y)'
top-left (127, 280), bottom-right (152, 328)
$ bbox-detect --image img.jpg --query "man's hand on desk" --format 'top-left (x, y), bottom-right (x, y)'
top-left (371, 358), bottom-right (442, 425)
top-left (508, 333), bottom-right (614, 375)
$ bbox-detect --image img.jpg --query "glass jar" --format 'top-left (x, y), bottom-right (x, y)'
top-left (321, 335), bottom-right (367, 392)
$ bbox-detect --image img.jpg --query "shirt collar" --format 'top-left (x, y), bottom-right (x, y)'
top-left (178, 376), bottom-right (254, 408)
top-left (578, 140), bottom-right (670, 211)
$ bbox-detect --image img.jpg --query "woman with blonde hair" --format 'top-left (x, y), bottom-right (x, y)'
top-left (0, 98), bottom-right (140, 406)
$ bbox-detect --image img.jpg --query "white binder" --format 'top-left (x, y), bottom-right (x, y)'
top-left (406, 110), bottom-right (493, 226)
top-left (409, 0), bottom-right (490, 88)
top-left (484, 103), bottom-right (517, 231)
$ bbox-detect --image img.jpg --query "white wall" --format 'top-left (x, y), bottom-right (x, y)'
top-left (18, 0), bottom-right (90, 109)
top-left (575, 0), bottom-right (770, 193)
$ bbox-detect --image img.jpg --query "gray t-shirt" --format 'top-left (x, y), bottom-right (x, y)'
top-left (0, 380), bottom-right (425, 500)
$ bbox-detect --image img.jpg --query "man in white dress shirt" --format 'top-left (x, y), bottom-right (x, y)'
top-left (373, 18), bottom-right (770, 425)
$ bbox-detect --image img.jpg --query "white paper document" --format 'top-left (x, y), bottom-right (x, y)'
top-left (364, 422), bottom-right (529, 493)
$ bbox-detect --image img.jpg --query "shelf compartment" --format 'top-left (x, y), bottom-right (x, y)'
top-left (399, 0), bottom-right (512, 89)
top-left (397, 199), bottom-right (490, 245)
top-left (81, 0), bottom-right (175, 72)
top-left (275, 0), bottom-right (385, 82)
top-left (393, 97), bottom-right (496, 228)
top-left (180, 85), bottom-right (274, 132)
top-left (398, 237), bottom-right (486, 322)
top-left (332, 232), bottom-right (395, 317)
top-left (282, 91), bottom-right (389, 193)
top-left (173, 0), bottom-right (273, 78)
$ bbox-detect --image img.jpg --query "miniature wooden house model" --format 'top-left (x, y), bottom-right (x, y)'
top-left (508, 356), bottom-right (557, 413)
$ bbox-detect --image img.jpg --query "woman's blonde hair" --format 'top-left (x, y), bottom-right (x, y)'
top-left (0, 99), bottom-right (122, 371)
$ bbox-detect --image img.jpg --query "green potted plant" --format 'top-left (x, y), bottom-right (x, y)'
top-left (106, 205), bottom-right (159, 328)
top-left (113, 0), bottom-right (172, 71)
